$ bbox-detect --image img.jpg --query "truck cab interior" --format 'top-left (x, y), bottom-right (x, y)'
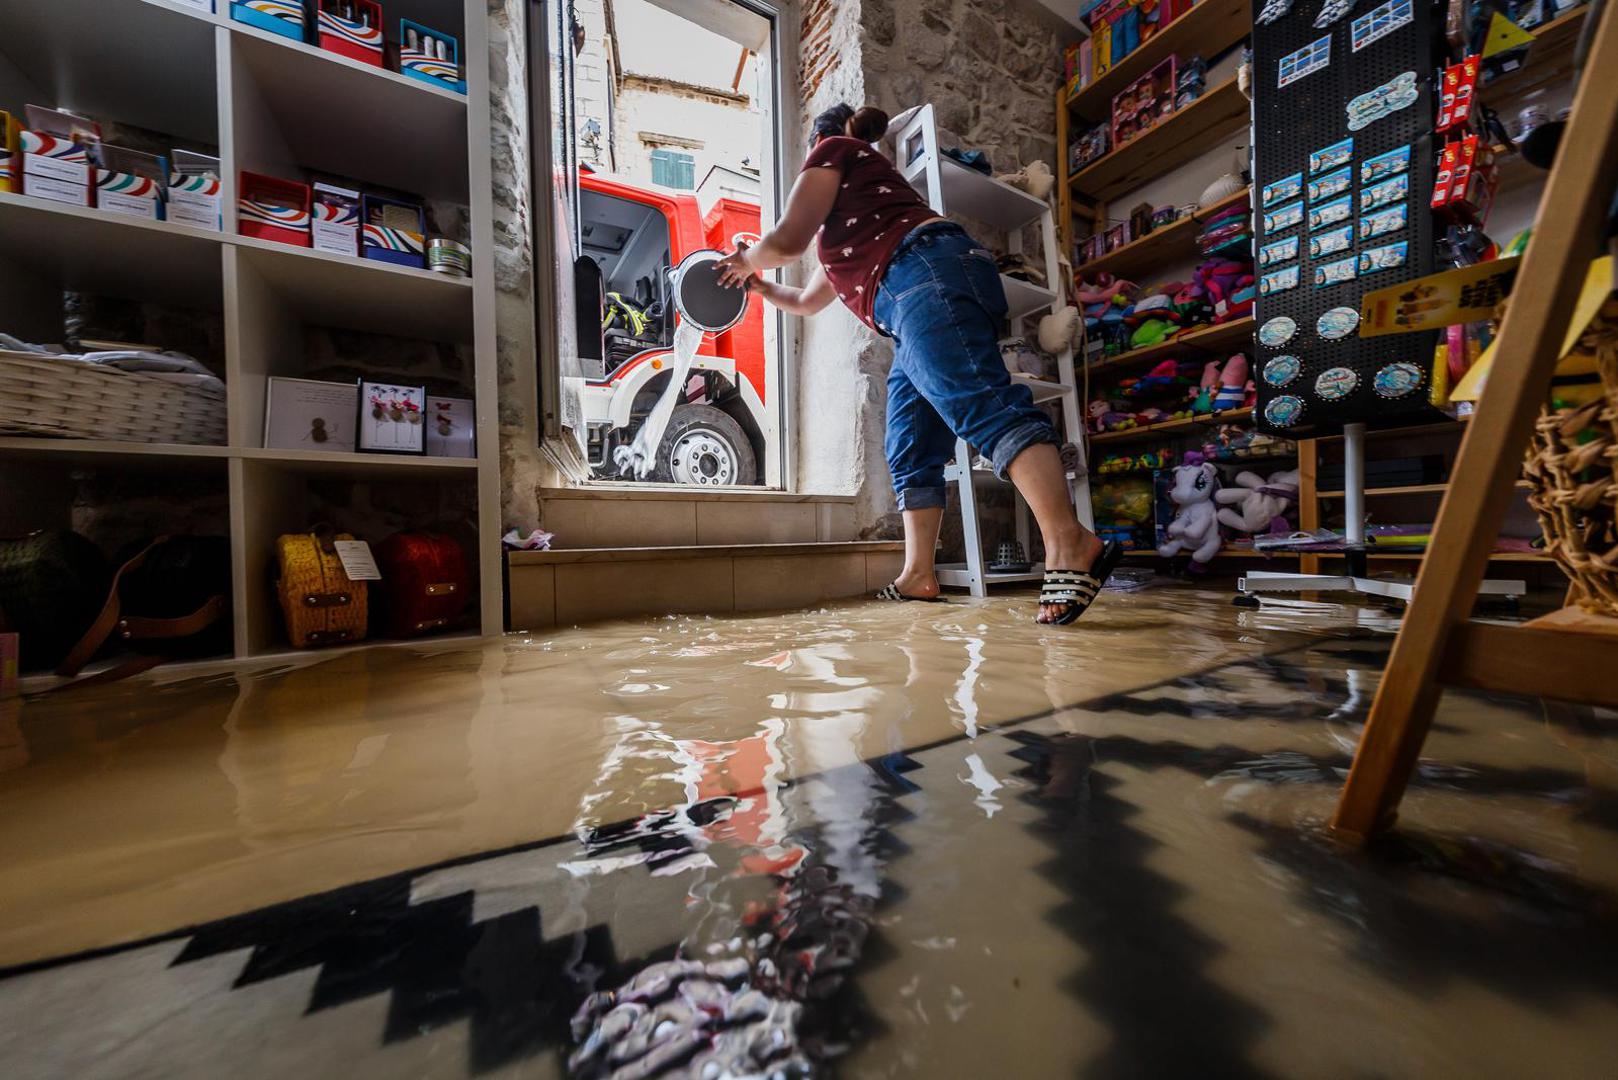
top-left (577, 187), bottom-right (673, 379)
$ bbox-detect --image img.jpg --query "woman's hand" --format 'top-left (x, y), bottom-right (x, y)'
top-left (715, 243), bottom-right (755, 289)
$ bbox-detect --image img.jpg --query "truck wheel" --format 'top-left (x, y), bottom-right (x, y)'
top-left (651, 404), bottom-right (756, 486)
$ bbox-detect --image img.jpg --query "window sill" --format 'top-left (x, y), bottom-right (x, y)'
top-left (540, 484), bottom-right (856, 504)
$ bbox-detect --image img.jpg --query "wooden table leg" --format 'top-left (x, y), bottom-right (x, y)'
top-left (1330, 0), bottom-right (1618, 842)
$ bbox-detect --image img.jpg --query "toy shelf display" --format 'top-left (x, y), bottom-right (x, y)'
top-left (0, 0), bottom-right (501, 654)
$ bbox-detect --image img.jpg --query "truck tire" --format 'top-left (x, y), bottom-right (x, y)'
top-left (650, 403), bottom-right (757, 486)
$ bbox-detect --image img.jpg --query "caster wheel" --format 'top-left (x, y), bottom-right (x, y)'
top-left (1232, 595), bottom-right (1261, 608)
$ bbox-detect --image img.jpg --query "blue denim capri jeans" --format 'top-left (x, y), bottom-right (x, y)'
top-left (870, 222), bottom-right (1058, 511)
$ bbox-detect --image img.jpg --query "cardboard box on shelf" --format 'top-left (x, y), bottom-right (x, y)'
top-left (316, 0), bottom-right (385, 67)
top-left (231, 0), bottom-right (309, 42)
top-left (399, 19), bottom-right (465, 94)
top-left (239, 170), bottom-right (312, 247)
top-left (312, 181), bottom-right (361, 256)
top-left (95, 145), bottom-right (168, 221)
top-left (361, 193), bottom-right (426, 268)
top-left (20, 105), bottom-right (98, 202)
top-left (168, 150), bottom-right (222, 230)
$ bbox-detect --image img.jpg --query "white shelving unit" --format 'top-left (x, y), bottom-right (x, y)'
top-left (892, 104), bottom-right (1094, 596)
top-left (0, 0), bottom-right (502, 661)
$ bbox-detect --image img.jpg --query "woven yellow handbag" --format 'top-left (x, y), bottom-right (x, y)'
top-left (275, 529), bottom-right (368, 648)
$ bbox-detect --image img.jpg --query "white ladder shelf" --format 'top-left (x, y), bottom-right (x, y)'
top-left (891, 104), bottom-right (1094, 596)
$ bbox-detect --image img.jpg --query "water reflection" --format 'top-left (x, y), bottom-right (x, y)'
top-left (0, 591), bottom-right (1614, 1078)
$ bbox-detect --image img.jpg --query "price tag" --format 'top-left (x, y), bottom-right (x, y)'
top-left (333, 540), bottom-right (382, 581)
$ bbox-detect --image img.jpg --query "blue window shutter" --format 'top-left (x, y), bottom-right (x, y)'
top-left (651, 149), bottom-right (695, 190)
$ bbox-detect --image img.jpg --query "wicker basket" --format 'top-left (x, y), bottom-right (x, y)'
top-left (0, 349), bottom-right (227, 445)
top-left (1523, 298), bottom-right (1618, 616)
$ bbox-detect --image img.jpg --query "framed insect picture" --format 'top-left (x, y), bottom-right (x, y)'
top-left (264, 377), bottom-right (358, 453)
top-left (356, 380), bottom-right (427, 454)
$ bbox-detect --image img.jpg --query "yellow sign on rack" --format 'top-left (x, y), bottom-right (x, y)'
top-left (1359, 257), bottom-right (1521, 337)
top-left (1481, 11), bottom-right (1537, 58)
top-left (1451, 256), bottom-right (1614, 402)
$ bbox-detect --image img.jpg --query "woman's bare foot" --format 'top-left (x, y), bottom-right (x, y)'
top-left (892, 566), bottom-right (941, 600)
top-left (1039, 528), bottom-right (1105, 623)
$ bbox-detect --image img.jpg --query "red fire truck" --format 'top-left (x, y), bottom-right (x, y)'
top-left (575, 169), bottom-right (768, 486)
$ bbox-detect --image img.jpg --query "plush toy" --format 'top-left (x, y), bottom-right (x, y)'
top-left (1039, 305), bottom-right (1082, 354)
top-left (1189, 258), bottom-right (1256, 325)
top-left (1212, 353), bottom-right (1249, 410)
top-left (1191, 360), bottom-right (1220, 412)
top-left (1215, 468), bottom-right (1300, 536)
top-left (1158, 454), bottom-right (1222, 568)
top-left (998, 160), bottom-right (1055, 200)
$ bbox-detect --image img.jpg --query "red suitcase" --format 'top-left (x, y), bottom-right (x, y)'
top-left (375, 532), bottom-right (469, 638)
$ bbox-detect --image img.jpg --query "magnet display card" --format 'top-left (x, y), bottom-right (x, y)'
top-left (1264, 200), bottom-right (1304, 233)
top-left (1262, 171), bottom-right (1303, 207)
top-left (1259, 235), bottom-right (1300, 267)
top-left (1309, 138), bottom-right (1354, 175)
top-left (1261, 265), bottom-right (1301, 295)
top-left (1307, 166), bottom-right (1352, 202)
top-left (1307, 194), bottom-right (1352, 231)
top-left (1309, 223), bottom-right (1354, 258)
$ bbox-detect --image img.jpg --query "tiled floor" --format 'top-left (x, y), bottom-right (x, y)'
top-left (1, 586), bottom-right (1615, 1078)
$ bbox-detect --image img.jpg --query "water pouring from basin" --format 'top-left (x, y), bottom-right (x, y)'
top-left (613, 248), bottom-right (750, 479)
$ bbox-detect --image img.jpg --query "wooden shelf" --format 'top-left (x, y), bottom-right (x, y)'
top-left (1076, 187), bottom-right (1250, 281)
top-left (0, 436), bottom-right (231, 468)
top-left (1067, 0), bottom-right (1252, 123)
top-left (1087, 316), bottom-right (1255, 377)
top-left (1070, 77), bottom-right (1249, 204)
top-left (238, 447), bottom-right (481, 476)
top-left (1088, 406), bottom-right (1253, 445)
top-left (1479, 6), bottom-right (1590, 106)
top-left (1312, 550), bottom-right (1552, 562)
top-left (1316, 480), bottom-right (1532, 498)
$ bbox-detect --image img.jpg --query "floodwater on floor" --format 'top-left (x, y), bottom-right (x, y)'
top-left (0, 587), bottom-right (1614, 1078)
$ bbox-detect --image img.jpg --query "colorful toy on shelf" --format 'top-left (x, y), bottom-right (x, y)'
top-left (1088, 399), bottom-right (1137, 433)
top-left (1215, 468), bottom-right (1300, 536)
top-left (239, 171), bottom-right (312, 247)
top-left (317, 0), bottom-right (385, 67)
top-left (1191, 360), bottom-right (1219, 413)
top-left (1189, 257), bottom-right (1256, 324)
top-left (1211, 353), bottom-right (1249, 410)
top-left (361, 192), bottom-right (426, 268)
top-left (1197, 203), bottom-right (1250, 256)
top-left (1157, 453), bottom-right (1222, 569)
top-left (231, 0), bottom-right (308, 42)
top-left (1117, 358), bottom-right (1197, 400)
top-left (399, 19), bottom-right (466, 95)
top-left (1111, 56), bottom-right (1176, 147)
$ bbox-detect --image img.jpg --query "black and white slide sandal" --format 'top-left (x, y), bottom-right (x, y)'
top-left (875, 582), bottom-right (947, 603)
top-left (1038, 540), bottom-right (1123, 625)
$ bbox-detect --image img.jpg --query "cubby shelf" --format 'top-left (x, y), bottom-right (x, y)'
top-left (0, 0), bottom-right (501, 659)
top-left (1070, 77), bottom-right (1250, 204)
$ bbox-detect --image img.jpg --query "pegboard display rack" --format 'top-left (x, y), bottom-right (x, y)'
top-left (1249, 0), bottom-right (1443, 438)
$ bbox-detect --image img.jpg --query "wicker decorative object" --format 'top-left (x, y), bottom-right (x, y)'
top-left (0, 349), bottom-right (226, 445)
top-left (1523, 298), bottom-right (1618, 616)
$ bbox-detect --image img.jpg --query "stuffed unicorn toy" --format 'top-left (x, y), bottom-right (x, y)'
top-left (1158, 455), bottom-right (1222, 568)
top-left (1215, 468), bottom-right (1300, 535)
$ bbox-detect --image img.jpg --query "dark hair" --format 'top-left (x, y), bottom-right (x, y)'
top-left (810, 103), bottom-right (890, 147)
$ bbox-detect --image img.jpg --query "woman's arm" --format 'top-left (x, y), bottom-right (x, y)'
top-left (716, 167), bottom-right (841, 284)
top-left (750, 265), bottom-right (837, 316)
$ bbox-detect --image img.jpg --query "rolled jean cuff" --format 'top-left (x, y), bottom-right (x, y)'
top-left (989, 419), bottom-right (1060, 480)
top-left (896, 485), bottom-right (948, 511)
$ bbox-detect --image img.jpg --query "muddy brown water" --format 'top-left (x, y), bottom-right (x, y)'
top-left (0, 587), bottom-right (1614, 1077)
